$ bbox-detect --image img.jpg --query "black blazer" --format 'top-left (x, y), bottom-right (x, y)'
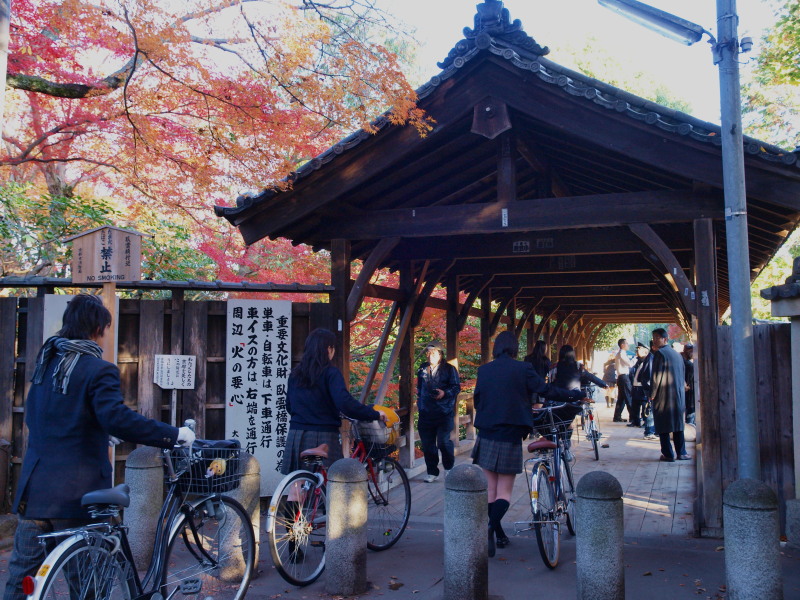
top-left (474, 355), bottom-right (577, 432)
top-left (14, 354), bottom-right (179, 519)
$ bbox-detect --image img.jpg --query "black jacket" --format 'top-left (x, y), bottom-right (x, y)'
top-left (287, 365), bottom-right (380, 432)
top-left (416, 361), bottom-right (461, 418)
top-left (631, 354), bottom-right (653, 397)
top-left (474, 355), bottom-right (581, 433)
top-left (14, 354), bottom-right (178, 520)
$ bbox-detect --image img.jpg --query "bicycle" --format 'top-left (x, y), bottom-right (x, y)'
top-left (514, 403), bottom-right (578, 569)
top-left (265, 416), bottom-right (411, 586)
top-left (579, 384), bottom-right (602, 460)
top-left (23, 422), bottom-right (255, 600)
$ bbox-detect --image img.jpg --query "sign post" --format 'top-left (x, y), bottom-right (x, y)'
top-left (65, 226), bottom-right (149, 476)
top-left (154, 355), bottom-right (197, 426)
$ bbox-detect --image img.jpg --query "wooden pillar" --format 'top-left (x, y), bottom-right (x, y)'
top-left (694, 218), bottom-right (722, 536)
top-left (331, 239), bottom-right (351, 382)
top-left (446, 276), bottom-right (459, 367)
top-left (0, 298), bottom-right (16, 511)
top-left (527, 318), bottom-right (536, 355)
top-left (480, 290), bottom-right (491, 365)
top-left (506, 301), bottom-right (516, 333)
top-left (398, 263), bottom-right (416, 469)
top-left (497, 131), bottom-right (517, 204)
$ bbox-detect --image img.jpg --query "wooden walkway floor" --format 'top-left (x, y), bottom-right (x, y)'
top-left (407, 402), bottom-right (696, 536)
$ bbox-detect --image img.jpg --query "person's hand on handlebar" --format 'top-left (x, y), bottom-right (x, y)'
top-left (376, 411), bottom-right (388, 423)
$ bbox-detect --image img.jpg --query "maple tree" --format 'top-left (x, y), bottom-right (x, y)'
top-left (3, 0), bottom-right (429, 212)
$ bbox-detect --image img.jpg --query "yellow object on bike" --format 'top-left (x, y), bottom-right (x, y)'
top-left (373, 405), bottom-right (400, 427)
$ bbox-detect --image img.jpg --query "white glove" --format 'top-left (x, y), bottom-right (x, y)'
top-left (177, 426), bottom-right (196, 448)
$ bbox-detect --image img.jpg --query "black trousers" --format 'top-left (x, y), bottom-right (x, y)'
top-left (613, 374), bottom-right (632, 420)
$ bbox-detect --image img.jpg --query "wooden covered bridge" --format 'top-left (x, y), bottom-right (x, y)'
top-left (216, 0), bottom-right (800, 535)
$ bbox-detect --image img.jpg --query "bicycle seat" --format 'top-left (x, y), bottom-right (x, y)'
top-left (300, 443), bottom-right (329, 459)
top-left (527, 439), bottom-right (557, 453)
top-left (81, 483), bottom-right (131, 508)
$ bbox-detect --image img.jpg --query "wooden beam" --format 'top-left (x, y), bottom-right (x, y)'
top-left (410, 261), bottom-right (454, 328)
top-left (534, 306), bottom-right (559, 340)
top-left (331, 239), bottom-right (351, 379)
top-left (516, 136), bottom-right (571, 197)
top-left (514, 300), bottom-right (540, 338)
top-left (359, 301), bottom-right (400, 403)
top-left (321, 191), bottom-right (721, 239)
top-left (489, 294), bottom-right (518, 336)
top-left (346, 236), bottom-right (400, 322)
top-left (446, 277), bottom-right (459, 364)
top-left (694, 217), bottom-right (722, 534)
top-left (391, 228), bottom-right (693, 261)
top-left (497, 131), bottom-right (517, 203)
top-left (629, 223), bottom-right (697, 315)
top-left (456, 275), bottom-right (494, 331)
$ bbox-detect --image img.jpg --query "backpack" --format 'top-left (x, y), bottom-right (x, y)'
top-left (602, 361), bottom-right (617, 384)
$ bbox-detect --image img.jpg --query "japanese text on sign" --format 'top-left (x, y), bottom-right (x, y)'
top-left (225, 299), bottom-right (291, 495)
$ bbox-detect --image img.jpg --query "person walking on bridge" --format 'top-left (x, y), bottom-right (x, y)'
top-left (650, 328), bottom-right (689, 462)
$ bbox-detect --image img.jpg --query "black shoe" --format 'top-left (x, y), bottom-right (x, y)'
top-left (496, 535), bottom-right (510, 548)
top-left (488, 525), bottom-right (496, 557)
top-left (613, 418), bottom-right (627, 423)
top-left (626, 422), bottom-right (640, 427)
top-left (659, 455), bottom-right (675, 463)
top-left (677, 454), bottom-right (692, 461)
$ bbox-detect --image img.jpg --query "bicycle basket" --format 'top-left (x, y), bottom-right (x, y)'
top-left (354, 420), bottom-right (400, 460)
top-left (167, 439), bottom-right (243, 495)
top-left (357, 419), bottom-right (401, 446)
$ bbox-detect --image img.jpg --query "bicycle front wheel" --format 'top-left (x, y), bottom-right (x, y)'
top-left (162, 495), bottom-right (255, 600)
top-left (34, 535), bottom-right (134, 600)
top-left (266, 471), bottom-right (327, 586)
top-left (366, 457), bottom-right (411, 551)
top-left (589, 416), bottom-right (600, 461)
top-left (533, 463), bottom-right (559, 569)
top-left (560, 456), bottom-right (577, 536)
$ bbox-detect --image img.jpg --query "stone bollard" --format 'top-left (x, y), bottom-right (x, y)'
top-left (576, 471), bottom-right (624, 600)
top-left (221, 453), bottom-right (261, 580)
top-left (444, 464), bottom-right (488, 600)
top-left (723, 479), bottom-right (783, 600)
top-left (325, 458), bottom-right (369, 596)
top-left (124, 447), bottom-right (164, 566)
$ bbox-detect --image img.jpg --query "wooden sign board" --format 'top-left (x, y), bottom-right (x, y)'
top-left (66, 227), bottom-right (145, 284)
top-left (154, 355), bottom-right (197, 390)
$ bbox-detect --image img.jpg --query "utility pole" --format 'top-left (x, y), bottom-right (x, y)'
top-left (716, 0), bottom-right (760, 479)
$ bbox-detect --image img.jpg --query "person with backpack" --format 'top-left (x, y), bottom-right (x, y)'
top-left (602, 354), bottom-right (617, 408)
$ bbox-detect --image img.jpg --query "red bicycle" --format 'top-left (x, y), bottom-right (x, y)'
top-left (265, 416), bottom-right (411, 586)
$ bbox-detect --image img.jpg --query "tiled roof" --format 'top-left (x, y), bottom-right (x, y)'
top-left (215, 0), bottom-right (799, 220)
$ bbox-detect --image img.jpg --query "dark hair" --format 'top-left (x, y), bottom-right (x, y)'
top-left (57, 294), bottom-right (111, 340)
top-left (652, 328), bottom-right (668, 340)
top-left (531, 340), bottom-right (548, 361)
top-left (493, 330), bottom-right (519, 359)
top-left (557, 344), bottom-right (577, 363)
top-left (290, 328), bottom-right (336, 388)
top-left (617, 338), bottom-right (626, 348)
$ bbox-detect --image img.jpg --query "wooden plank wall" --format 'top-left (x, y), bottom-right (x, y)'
top-left (1, 298), bottom-right (332, 509)
top-left (709, 323), bottom-right (794, 536)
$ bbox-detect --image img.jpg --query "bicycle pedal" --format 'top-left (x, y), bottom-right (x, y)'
top-left (179, 579), bottom-right (202, 594)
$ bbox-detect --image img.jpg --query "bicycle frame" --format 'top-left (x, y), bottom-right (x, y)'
top-left (29, 448), bottom-right (227, 600)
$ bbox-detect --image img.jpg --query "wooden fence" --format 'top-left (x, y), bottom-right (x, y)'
top-left (0, 296), bottom-right (332, 512)
top-left (697, 322), bottom-right (794, 536)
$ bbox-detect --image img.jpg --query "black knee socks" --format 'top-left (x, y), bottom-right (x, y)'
top-left (489, 499), bottom-right (510, 539)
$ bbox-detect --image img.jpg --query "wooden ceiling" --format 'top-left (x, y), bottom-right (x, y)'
top-left (216, 2), bottom-right (800, 330)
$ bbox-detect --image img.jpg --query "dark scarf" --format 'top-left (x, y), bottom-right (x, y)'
top-left (31, 336), bottom-right (103, 394)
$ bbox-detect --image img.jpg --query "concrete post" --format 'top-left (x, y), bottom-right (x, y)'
top-left (225, 453), bottom-right (261, 578)
top-left (576, 471), bottom-right (624, 600)
top-left (723, 479), bottom-right (783, 599)
top-left (325, 458), bottom-right (368, 596)
top-left (444, 464), bottom-right (488, 600)
top-left (123, 447), bottom-right (164, 566)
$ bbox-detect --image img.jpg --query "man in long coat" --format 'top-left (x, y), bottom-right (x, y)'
top-left (650, 328), bottom-right (689, 462)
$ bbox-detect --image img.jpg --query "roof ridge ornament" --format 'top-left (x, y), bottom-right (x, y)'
top-left (438, 0), bottom-right (549, 69)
